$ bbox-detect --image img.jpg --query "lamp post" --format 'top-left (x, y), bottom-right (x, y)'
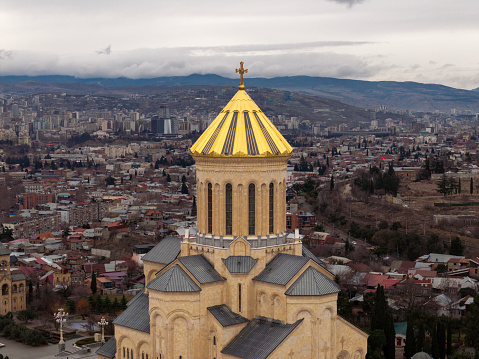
top-left (55, 308), bottom-right (68, 353)
top-left (98, 317), bottom-right (108, 343)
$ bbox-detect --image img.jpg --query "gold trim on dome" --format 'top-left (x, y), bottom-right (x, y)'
top-left (190, 84), bottom-right (293, 158)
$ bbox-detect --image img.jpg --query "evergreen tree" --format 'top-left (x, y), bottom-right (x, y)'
top-left (438, 320), bottom-right (446, 359)
top-left (166, 174), bottom-right (171, 182)
top-left (90, 272), bottom-right (97, 294)
top-left (103, 296), bottom-right (112, 313)
top-left (464, 294), bottom-right (479, 357)
top-left (384, 315), bottom-right (396, 359)
top-left (450, 237), bottom-right (465, 256)
top-left (405, 322), bottom-right (416, 359)
top-left (471, 177), bottom-right (474, 195)
top-left (416, 323), bottom-right (425, 352)
top-left (120, 295), bottom-right (127, 309)
top-left (431, 322), bottom-right (439, 359)
top-left (95, 295), bottom-right (104, 313)
top-left (458, 177), bottom-right (462, 194)
top-left (181, 182), bottom-right (189, 194)
top-left (446, 320), bottom-right (452, 356)
top-left (112, 297), bottom-right (120, 313)
top-left (330, 175), bottom-right (334, 191)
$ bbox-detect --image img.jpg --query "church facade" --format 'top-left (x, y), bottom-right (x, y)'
top-left (97, 63), bottom-right (368, 359)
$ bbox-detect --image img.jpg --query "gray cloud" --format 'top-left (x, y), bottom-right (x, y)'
top-left (96, 45), bottom-right (111, 55)
top-left (0, 50), bottom-right (14, 60)
top-left (325, 0), bottom-right (366, 7)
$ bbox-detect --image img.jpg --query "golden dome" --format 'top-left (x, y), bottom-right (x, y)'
top-left (190, 75), bottom-right (293, 158)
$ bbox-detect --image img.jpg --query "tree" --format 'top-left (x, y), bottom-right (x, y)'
top-left (76, 297), bottom-right (90, 319)
top-left (166, 174), bottom-right (171, 182)
top-left (120, 294), bottom-right (127, 309)
top-left (464, 294), bottom-right (479, 356)
top-left (330, 175), bottom-right (334, 191)
top-left (17, 309), bottom-right (36, 324)
top-left (438, 320), bottom-right (446, 359)
top-left (181, 182), bottom-right (189, 194)
top-left (471, 177), bottom-right (474, 195)
top-left (450, 237), bottom-right (465, 256)
top-left (431, 322), bottom-right (439, 359)
top-left (405, 322), bottom-right (416, 359)
top-left (437, 174), bottom-right (450, 197)
top-left (90, 272), bottom-right (97, 294)
top-left (105, 176), bottom-right (115, 186)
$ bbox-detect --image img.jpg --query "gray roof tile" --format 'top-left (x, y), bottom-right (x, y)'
top-left (253, 254), bottom-right (308, 286)
top-left (222, 256), bottom-right (258, 274)
top-left (221, 316), bottom-right (303, 359)
top-left (178, 255), bottom-right (224, 283)
top-left (302, 245), bottom-right (327, 268)
top-left (11, 273), bottom-right (26, 281)
top-left (147, 265), bottom-right (201, 292)
top-left (0, 243), bottom-right (10, 256)
top-left (208, 304), bottom-right (249, 327)
top-left (141, 236), bottom-right (181, 264)
top-left (285, 267), bottom-right (340, 296)
top-left (96, 337), bottom-right (116, 358)
top-left (112, 293), bottom-right (150, 333)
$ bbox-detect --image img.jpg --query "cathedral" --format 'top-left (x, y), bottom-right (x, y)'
top-left (97, 63), bottom-right (368, 359)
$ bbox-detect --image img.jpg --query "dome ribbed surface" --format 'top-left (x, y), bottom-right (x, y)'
top-left (190, 89), bottom-right (292, 157)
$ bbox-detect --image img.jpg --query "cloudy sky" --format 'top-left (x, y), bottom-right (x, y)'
top-left (1, 0), bottom-right (478, 89)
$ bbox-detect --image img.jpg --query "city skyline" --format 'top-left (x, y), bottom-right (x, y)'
top-left (1, 0), bottom-right (479, 90)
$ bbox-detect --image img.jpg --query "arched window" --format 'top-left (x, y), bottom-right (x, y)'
top-left (12, 284), bottom-right (17, 293)
top-left (269, 183), bottom-right (274, 234)
top-left (2, 284), bottom-right (8, 295)
top-left (213, 336), bottom-right (216, 346)
top-left (225, 183), bottom-right (232, 235)
top-left (208, 183), bottom-right (213, 234)
top-left (238, 283), bottom-right (242, 312)
top-left (130, 349), bottom-right (133, 359)
top-left (248, 183), bottom-right (255, 235)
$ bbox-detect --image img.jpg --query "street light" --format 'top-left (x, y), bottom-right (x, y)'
top-left (98, 317), bottom-right (108, 343)
top-left (55, 308), bottom-right (68, 353)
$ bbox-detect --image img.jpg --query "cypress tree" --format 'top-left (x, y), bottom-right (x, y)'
top-left (417, 323), bottom-right (425, 352)
top-left (431, 322), bottom-right (439, 359)
top-left (438, 320), bottom-right (446, 359)
top-left (384, 314), bottom-right (396, 359)
top-left (471, 177), bottom-right (474, 195)
top-left (90, 272), bottom-right (97, 294)
top-left (120, 294), bottom-right (127, 309)
top-left (405, 322), bottom-right (416, 359)
top-left (446, 320), bottom-right (452, 356)
top-left (330, 175), bottom-right (334, 191)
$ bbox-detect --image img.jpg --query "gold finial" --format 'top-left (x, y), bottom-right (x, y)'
top-left (236, 61), bottom-right (248, 90)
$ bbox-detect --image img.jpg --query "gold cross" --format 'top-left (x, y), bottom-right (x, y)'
top-left (236, 61), bottom-right (248, 90)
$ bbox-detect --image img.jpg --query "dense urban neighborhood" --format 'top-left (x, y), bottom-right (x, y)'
top-left (1, 86), bottom-right (479, 359)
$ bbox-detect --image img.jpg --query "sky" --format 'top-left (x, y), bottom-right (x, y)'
top-left (1, 0), bottom-right (479, 89)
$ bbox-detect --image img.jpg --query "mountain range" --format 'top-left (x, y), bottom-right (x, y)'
top-left (1, 74), bottom-right (479, 112)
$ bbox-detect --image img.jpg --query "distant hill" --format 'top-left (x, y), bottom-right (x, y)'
top-left (1, 74), bottom-right (479, 112)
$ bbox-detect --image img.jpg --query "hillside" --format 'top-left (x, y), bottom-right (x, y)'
top-left (1, 74), bottom-right (479, 112)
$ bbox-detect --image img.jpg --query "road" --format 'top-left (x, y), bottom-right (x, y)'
top-left (0, 336), bottom-right (99, 359)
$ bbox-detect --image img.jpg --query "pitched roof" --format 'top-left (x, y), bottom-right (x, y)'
top-left (0, 243), bottom-right (11, 256)
top-left (302, 245), bottom-right (327, 268)
top-left (254, 254), bottom-right (309, 286)
top-left (190, 89), bottom-right (292, 158)
top-left (208, 304), bottom-right (249, 327)
top-left (147, 265), bottom-right (201, 292)
top-left (285, 267), bottom-right (339, 296)
top-left (178, 255), bottom-right (224, 283)
top-left (11, 273), bottom-right (26, 282)
top-left (221, 316), bottom-right (303, 359)
top-left (96, 337), bottom-right (117, 358)
top-left (112, 292), bottom-right (150, 333)
top-left (222, 256), bottom-right (258, 274)
top-left (141, 236), bottom-right (181, 264)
